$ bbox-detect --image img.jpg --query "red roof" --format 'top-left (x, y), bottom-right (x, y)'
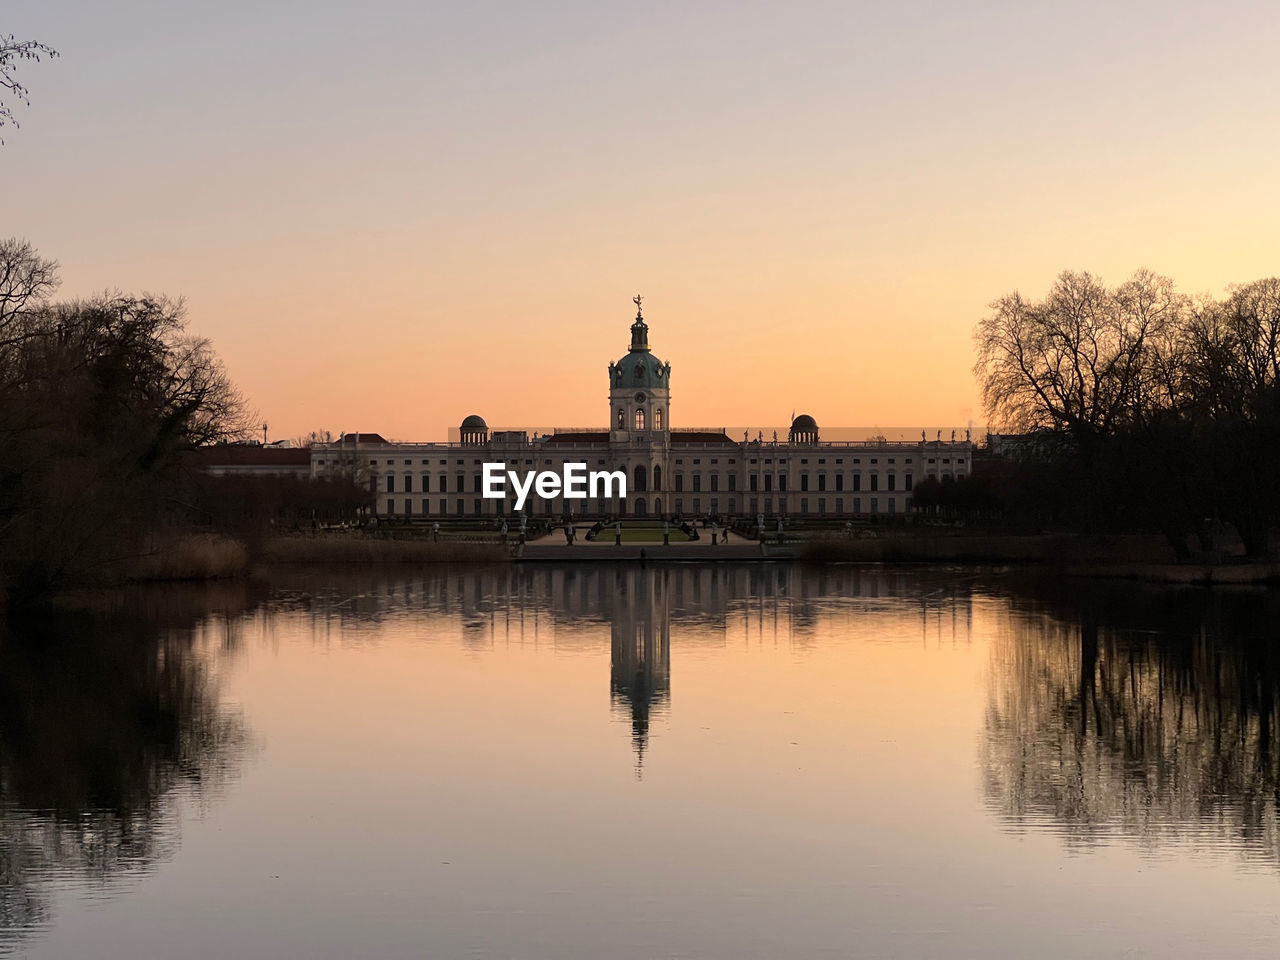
top-left (543, 432), bottom-right (609, 444)
top-left (671, 432), bottom-right (734, 443)
top-left (192, 445), bottom-right (311, 466)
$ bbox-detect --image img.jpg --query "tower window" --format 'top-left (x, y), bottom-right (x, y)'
top-left (634, 409), bottom-right (646, 430)
top-left (655, 408), bottom-right (663, 429)
top-left (617, 408), bottom-right (624, 429)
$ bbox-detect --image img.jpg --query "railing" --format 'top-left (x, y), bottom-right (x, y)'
top-left (317, 435), bottom-right (975, 450)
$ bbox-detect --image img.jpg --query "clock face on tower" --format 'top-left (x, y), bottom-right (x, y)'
top-left (634, 392), bottom-right (646, 403)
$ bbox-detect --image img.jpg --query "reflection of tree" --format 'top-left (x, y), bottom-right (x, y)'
top-left (0, 584), bottom-right (252, 949)
top-left (983, 580), bottom-right (1280, 864)
top-left (608, 568), bottom-right (671, 777)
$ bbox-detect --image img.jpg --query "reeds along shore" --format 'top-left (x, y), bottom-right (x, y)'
top-left (795, 533), bottom-right (1280, 582)
top-left (0, 533), bottom-right (509, 609)
top-left (795, 533), bottom-right (1176, 564)
top-left (127, 533), bottom-right (251, 581)
top-left (142, 529), bottom-right (512, 576)
top-left (121, 532), bottom-right (508, 585)
top-left (258, 535), bottom-right (509, 564)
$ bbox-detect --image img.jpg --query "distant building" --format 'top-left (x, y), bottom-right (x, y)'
top-left (193, 443), bottom-right (311, 478)
top-left (311, 302), bottom-right (974, 519)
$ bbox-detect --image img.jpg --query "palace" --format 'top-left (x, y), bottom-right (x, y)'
top-left (310, 300), bottom-right (974, 519)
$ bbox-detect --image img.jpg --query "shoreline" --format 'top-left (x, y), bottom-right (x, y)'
top-left (6, 532), bottom-right (1277, 608)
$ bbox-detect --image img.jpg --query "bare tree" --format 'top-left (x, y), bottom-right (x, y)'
top-left (0, 237), bottom-right (59, 351)
top-left (0, 34), bottom-right (58, 143)
top-left (1, 278), bottom-right (251, 598)
top-left (974, 270), bottom-right (1186, 443)
top-left (974, 268), bottom-right (1279, 555)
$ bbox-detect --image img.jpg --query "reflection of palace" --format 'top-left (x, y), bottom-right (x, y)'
top-left (285, 565), bottom-right (976, 772)
top-left (608, 568), bottom-right (671, 776)
top-left (312, 300), bottom-right (974, 519)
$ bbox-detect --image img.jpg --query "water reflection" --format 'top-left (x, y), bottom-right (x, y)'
top-left (7, 565), bottom-right (1280, 958)
top-left (264, 564), bottom-right (977, 769)
top-left (0, 585), bottom-right (254, 953)
top-left (608, 569), bottom-right (670, 777)
top-left (983, 579), bottom-right (1280, 866)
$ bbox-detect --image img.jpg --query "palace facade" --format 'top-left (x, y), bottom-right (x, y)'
top-left (311, 303), bottom-right (974, 519)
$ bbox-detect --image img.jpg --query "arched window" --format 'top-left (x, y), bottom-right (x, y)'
top-left (655, 408), bottom-right (663, 430)
top-left (634, 465), bottom-right (647, 492)
top-left (617, 408), bottom-right (625, 429)
top-left (634, 409), bottom-right (646, 430)
top-left (653, 465), bottom-right (662, 490)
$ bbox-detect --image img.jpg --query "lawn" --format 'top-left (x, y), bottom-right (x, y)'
top-left (586, 528), bottom-right (694, 543)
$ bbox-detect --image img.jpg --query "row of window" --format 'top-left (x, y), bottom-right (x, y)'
top-left (376, 469), bottom-right (971, 493)
top-left (617, 408), bottom-right (664, 430)
top-left (379, 495), bottom-right (904, 516)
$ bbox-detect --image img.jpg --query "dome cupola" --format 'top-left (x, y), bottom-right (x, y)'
top-left (789, 414), bottom-right (819, 444)
top-left (610, 295), bottom-right (670, 390)
top-left (460, 414), bottom-right (488, 445)
top-left (608, 295), bottom-right (672, 441)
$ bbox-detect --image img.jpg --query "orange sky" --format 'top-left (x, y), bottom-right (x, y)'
top-left (6, 2), bottom-right (1279, 440)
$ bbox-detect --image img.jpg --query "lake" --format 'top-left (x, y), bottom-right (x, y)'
top-left (2, 564), bottom-right (1279, 958)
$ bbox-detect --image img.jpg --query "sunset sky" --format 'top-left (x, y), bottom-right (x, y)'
top-left (5, 1), bottom-right (1279, 441)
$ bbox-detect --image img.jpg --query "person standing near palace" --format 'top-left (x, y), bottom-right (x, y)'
top-left (663, 519), bottom-right (670, 546)
top-left (432, 521), bottom-right (440, 543)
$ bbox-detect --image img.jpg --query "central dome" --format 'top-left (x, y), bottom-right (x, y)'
top-left (613, 349), bottom-right (668, 388)
top-left (611, 301), bottom-right (669, 389)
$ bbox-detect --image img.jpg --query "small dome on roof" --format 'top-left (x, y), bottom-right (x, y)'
top-left (789, 414), bottom-right (819, 443)
top-left (460, 414), bottom-right (487, 429)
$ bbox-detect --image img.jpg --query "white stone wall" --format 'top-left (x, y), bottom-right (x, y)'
top-left (310, 437), bottom-right (974, 519)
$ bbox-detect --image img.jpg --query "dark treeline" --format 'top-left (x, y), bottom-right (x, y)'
top-left (185, 472), bottom-right (372, 536)
top-left (965, 270), bottom-right (1280, 555)
top-left (0, 237), bottom-right (245, 600)
top-left (0, 239), bottom-right (367, 604)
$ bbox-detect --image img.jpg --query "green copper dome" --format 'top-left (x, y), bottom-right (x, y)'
top-left (612, 349), bottom-right (669, 388)
top-left (610, 302), bottom-right (670, 389)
